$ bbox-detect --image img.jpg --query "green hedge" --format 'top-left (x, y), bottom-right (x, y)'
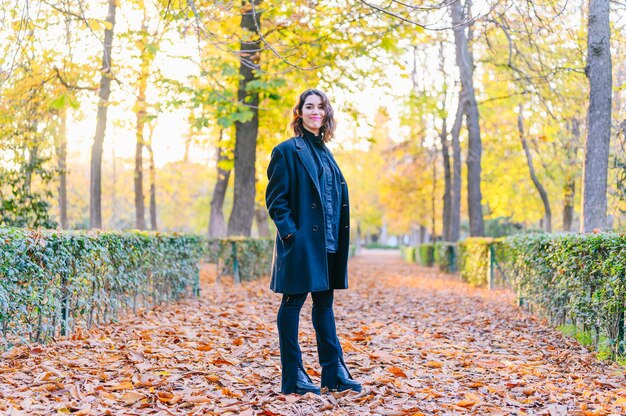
top-left (400, 243), bottom-right (458, 272)
top-left (461, 233), bottom-right (626, 358)
top-left (399, 246), bottom-right (416, 263)
top-left (458, 238), bottom-right (494, 287)
top-left (434, 242), bottom-right (458, 273)
top-left (418, 244), bottom-right (435, 267)
top-left (207, 237), bottom-right (273, 282)
top-left (0, 228), bottom-right (203, 346)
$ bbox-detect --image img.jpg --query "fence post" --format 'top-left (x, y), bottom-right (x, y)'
top-left (619, 307), bottom-right (625, 356)
top-left (194, 265), bottom-right (201, 297)
top-left (488, 244), bottom-right (495, 290)
top-left (232, 241), bottom-right (240, 284)
top-left (60, 267), bottom-right (69, 337)
top-left (448, 245), bottom-right (455, 273)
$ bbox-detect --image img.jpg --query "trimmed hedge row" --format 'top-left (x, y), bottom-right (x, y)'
top-left (0, 228), bottom-right (204, 346)
top-left (460, 233), bottom-right (626, 358)
top-left (0, 229), bottom-right (276, 347)
top-left (458, 238), bottom-right (494, 287)
top-left (400, 243), bottom-right (459, 272)
top-left (400, 245), bottom-right (416, 263)
top-left (434, 242), bottom-right (458, 273)
top-left (207, 237), bottom-right (273, 283)
top-left (402, 234), bottom-right (626, 357)
top-left (418, 244), bottom-right (435, 267)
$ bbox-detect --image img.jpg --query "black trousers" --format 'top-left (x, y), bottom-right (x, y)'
top-left (276, 256), bottom-right (344, 393)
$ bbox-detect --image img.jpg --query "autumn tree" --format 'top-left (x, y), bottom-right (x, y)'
top-left (0, 53), bottom-right (58, 228)
top-left (90, 0), bottom-right (117, 229)
top-left (486, 2), bottom-right (619, 233)
top-left (517, 104), bottom-right (552, 231)
top-left (450, 0), bottom-right (484, 236)
top-left (226, 0), bottom-right (262, 236)
top-left (581, 0), bottom-right (612, 232)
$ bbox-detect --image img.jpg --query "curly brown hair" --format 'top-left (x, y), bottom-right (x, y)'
top-left (289, 89), bottom-right (336, 143)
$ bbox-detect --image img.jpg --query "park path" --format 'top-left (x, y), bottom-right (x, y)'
top-left (2, 250), bottom-right (626, 415)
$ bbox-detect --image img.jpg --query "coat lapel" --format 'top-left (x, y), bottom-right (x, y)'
top-left (294, 136), bottom-right (322, 199)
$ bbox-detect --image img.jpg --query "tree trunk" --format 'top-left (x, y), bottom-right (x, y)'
top-left (437, 41), bottom-right (452, 242)
top-left (563, 117), bottom-right (581, 232)
top-left (182, 111), bottom-right (194, 163)
top-left (227, 0), bottom-right (262, 237)
top-left (581, 0), bottom-right (612, 232)
top-left (518, 104), bottom-right (552, 232)
top-left (209, 131), bottom-right (231, 237)
top-left (147, 141), bottom-right (157, 230)
top-left (55, 106), bottom-right (68, 229)
top-left (450, 96), bottom-right (463, 242)
top-left (355, 222), bottom-right (362, 255)
top-left (134, 139), bottom-right (146, 229)
top-left (563, 179), bottom-right (575, 232)
top-left (440, 116), bottom-right (451, 241)
top-left (24, 141), bottom-right (37, 194)
top-left (380, 220), bottom-right (388, 245)
top-left (90, 0), bottom-right (116, 229)
top-left (255, 207), bottom-right (271, 237)
top-left (419, 225), bottom-right (427, 244)
top-left (431, 150), bottom-right (437, 241)
top-left (133, 18), bottom-right (149, 230)
top-left (111, 139), bottom-right (117, 226)
top-left (450, 0), bottom-right (484, 236)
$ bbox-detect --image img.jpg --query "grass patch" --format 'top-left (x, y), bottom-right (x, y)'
top-left (557, 324), bottom-right (626, 365)
top-left (557, 324), bottom-right (594, 347)
top-left (365, 243), bottom-right (399, 249)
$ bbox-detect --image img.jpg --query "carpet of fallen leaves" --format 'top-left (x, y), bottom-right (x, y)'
top-left (2, 250), bottom-right (626, 415)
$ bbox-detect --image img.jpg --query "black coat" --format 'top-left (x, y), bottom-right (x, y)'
top-left (265, 136), bottom-right (350, 294)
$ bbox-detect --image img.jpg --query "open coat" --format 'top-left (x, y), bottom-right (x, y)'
top-left (265, 136), bottom-right (350, 294)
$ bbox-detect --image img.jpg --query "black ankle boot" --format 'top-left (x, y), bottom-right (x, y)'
top-left (294, 367), bottom-right (321, 395)
top-left (336, 360), bottom-right (362, 393)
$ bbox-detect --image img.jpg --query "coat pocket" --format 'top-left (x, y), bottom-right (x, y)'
top-left (281, 229), bottom-right (298, 253)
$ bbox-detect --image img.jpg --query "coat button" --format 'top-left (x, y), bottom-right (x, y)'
top-left (342, 203), bottom-right (347, 207)
top-left (345, 225), bottom-right (349, 229)
top-left (313, 225), bottom-right (319, 231)
top-left (311, 203), bottom-right (317, 209)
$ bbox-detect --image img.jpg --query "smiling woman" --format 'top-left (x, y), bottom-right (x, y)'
top-left (289, 89), bottom-right (336, 143)
top-left (265, 89), bottom-right (362, 395)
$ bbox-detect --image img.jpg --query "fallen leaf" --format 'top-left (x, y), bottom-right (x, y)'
top-left (120, 391), bottom-right (144, 405)
top-left (109, 381), bottom-right (133, 391)
top-left (388, 366), bottom-right (407, 377)
top-left (425, 361), bottom-right (443, 368)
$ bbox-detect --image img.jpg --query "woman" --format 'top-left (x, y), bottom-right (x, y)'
top-left (265, 89), bottom-right (362, 395)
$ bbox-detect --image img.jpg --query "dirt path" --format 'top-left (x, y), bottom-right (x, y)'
top-left (2, 250), bottom-right (625, 415)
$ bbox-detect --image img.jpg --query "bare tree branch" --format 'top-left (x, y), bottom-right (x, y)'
top-left (53, 66), bottom-right (97, 91)
top-left (249, 1), bottom-right (323, 71)
top-left (357, 0), bottom-right (497, 31)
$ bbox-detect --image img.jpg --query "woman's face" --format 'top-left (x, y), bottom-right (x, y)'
top-left (301, 94), bottom-right (325, 135)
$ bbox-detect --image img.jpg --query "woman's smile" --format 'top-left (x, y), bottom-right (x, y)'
top-left (302, 95), bottom-right (325, 135)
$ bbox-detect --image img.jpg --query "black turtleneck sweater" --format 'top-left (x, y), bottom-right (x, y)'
top-left (302, 128), bottom-right (342, 253)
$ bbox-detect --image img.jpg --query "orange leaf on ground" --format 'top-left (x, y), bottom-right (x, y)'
top-left (614, 396), bottom-right (626, 406)
top-left (2, 252), bottom-right (626, 415)
top-left (120, 391), bottom-right (144, 405)
top-left (425, 361), bottom-right (443, 368)
top-left (109, 381), bottom-right (133, 391)
top-left (388, 366), bottom-right (408, 377)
